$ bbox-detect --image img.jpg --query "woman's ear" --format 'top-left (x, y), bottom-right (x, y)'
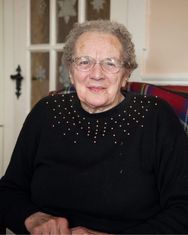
top-left (122, 78), bottom-right (127, 88)
top-left (122, 70), bottom-right (130, 87)
top-left (69, 71), bottom-right (74, 84)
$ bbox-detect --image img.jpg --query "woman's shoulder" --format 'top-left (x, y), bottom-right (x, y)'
top-left (128, 92), bottom-right (182, 127)
top-left (126, 91), bottom-right (179, 124)
top-left (126, 91), bottom-right (167, 111)
top-left (24, 93), bottom-right (77, 127)
top-left (34, 92), bottom-right (76, 108)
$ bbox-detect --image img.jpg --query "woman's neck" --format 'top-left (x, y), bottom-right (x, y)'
top-left (81, 94), bottom-right (125, 114)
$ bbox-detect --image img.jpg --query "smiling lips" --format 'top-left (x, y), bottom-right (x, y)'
top-left (88, 86), bottom-right (105, 93)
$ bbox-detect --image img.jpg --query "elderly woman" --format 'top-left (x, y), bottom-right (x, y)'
top-left (0, 20), bottom-right (188, 234)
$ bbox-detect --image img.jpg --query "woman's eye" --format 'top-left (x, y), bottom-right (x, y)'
top-left (105, 61), bottom-right (116, 67)
top-left (80, 60), bottom-right (89, 65)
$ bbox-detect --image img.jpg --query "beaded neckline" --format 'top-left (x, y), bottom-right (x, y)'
top-left (46, 92), bottom-right (158, 145)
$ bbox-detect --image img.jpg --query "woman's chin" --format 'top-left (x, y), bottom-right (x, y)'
top-left (81, 99), bottom-right (111, 113)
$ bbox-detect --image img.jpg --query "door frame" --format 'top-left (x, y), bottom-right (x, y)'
top-left (0, 0), bottom-right (4, 176)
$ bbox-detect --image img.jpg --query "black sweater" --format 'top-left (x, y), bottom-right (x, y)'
top-left (0, 92), bottom-right (188, 234)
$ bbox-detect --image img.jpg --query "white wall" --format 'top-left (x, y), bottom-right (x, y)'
top-left (141, 0), bottom-right (188, 84)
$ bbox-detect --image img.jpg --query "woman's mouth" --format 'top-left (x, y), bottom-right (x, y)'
top-left (88, 86), bottom-right (105, 93)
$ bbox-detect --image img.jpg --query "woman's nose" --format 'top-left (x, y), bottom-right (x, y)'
top-left (89, 63), bottom-right (104, 80)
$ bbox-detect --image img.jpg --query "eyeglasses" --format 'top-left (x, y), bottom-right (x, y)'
top-left (71, 56), bottom-right (125, 74)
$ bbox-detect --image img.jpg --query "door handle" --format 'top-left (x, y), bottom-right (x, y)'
top-left (10, 65), bottom-right (24, 98)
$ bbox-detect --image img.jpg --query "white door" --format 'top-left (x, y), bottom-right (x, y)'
top-left (2, 0), bottom-right (146, 174)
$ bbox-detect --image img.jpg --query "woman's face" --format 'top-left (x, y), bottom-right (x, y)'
top-left (70, 32), bottom-right (129, 113)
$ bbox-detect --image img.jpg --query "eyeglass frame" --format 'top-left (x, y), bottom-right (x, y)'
top-left (71, 56), bottom-right (126, 74)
